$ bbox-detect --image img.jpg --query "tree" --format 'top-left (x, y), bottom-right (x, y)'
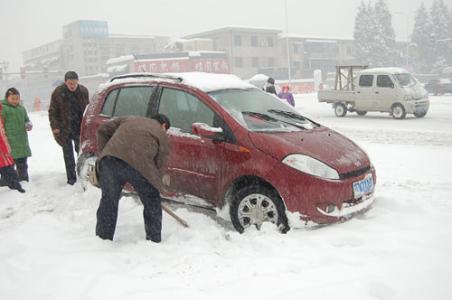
top-left (411, 2), bottom-right (434, 72)
top-left (353, 0), bottom-right (396, 67)
top-left (430, 0), bottom-right (452, 68)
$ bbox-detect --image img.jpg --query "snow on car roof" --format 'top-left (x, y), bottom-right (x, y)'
top-left (173, 72), bottom-right (256, 92)
top-left (101, 72), bottom-right (256, 93)
top-left (360, 67), bottom-right (409, 74)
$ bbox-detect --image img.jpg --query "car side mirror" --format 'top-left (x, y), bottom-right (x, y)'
top-left (192, 123), bottom-right (224, 142)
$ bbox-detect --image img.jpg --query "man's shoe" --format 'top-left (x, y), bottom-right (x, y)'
top-left (67, 178), bottom-right (76, 185)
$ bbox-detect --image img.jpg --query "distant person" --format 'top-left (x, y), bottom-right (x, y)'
top-left (0, 88), bottom-right (32, 183)
top-left (0, 102), bottom-right (25, 193)
top-left (95, 114), bottom-right (170, 243)
top-left (265, 77), bottom-right (278, 95)
top-left (48, 71), bottom-right (89, 185)
top-left (278, 85), bottom-right (295, 107)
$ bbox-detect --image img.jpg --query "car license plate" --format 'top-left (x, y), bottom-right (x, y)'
top-left (353, 174), bottom-right (374, 199)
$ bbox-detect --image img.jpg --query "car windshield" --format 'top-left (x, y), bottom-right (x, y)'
top-left (209, 89), bottom-right (318, 132)
top-left (394, 73), bottom-right (417, 87)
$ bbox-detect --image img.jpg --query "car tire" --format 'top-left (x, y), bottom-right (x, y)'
top-left (414, 111), bottom-right (427, 118)
top-left (391, 104), bottom-right (406, 119)
top-left (334, 103), bottom-right (347, 117)
top-left (230, 185), bottom-right (289, 234)
top-left (356, 111), bottom-right (367, 116)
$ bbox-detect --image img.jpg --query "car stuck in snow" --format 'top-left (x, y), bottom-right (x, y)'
top-left (78, 72), bottom-right (376, 233)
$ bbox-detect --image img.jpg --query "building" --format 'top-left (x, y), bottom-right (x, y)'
top-left (184, 26), bottom-right (281, 79)
top-left (61, 20), bottom-right (171, 75)
top-left (106, 51), bottom-right (229, 75)
top-left (279, 35), bottom-right (356, 79)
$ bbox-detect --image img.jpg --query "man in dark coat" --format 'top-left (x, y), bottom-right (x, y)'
top-left (48, 71), bottom-right (89, 185)
top-left (95, 114), bottom-right (171, 243)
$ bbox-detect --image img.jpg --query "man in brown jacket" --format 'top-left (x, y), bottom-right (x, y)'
top-left (95, 114), bottom-right (170, 243)
top-left (48, 71), bottom-right (89, 185)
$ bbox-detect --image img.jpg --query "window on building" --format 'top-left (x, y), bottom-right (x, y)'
top-left (267, 37), bottom-right (274, 47)
top-left (359, 75), bottom-right (374, 87)
top-left (252, 57), bottom-right (259, 68)
top-left (158, 88), bottom-right (216, 133)
top-left (251, 36), bottom-right (258, 47)
top-left (268, 57), bottom-right (274, 67)
top-left (235, 57), bottom-right (243, 68)
top-left (234, 35), bottom-right (242, 47)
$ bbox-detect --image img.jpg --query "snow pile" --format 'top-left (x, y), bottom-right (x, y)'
top-left (0, 95), bottom-right (452, 300)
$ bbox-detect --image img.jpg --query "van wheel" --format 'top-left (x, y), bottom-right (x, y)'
top-left (334, 103), bottom-right (347, 117)
top-left (356, 111), bottom-right (367, 116)
top-left (391, 104), bottom-right (406, 119)
top-left (230, 185), bottom-right (289, 234)
top-left (414, 111), bottom-right (427, 118)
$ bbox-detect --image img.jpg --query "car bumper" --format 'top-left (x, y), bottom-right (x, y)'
top-left (266, 163), bottom-right (377, 224)
top-left (405, 99), bottom-right (429, 114)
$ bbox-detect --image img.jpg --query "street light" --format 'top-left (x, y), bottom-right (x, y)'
top-left (394, 11), bottom-right (411, 67)
top-left (285, 0), bottom-right (292, 83)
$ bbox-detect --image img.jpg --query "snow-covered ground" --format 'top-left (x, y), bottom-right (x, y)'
top-left (1, 94), bottom-right (451, 300)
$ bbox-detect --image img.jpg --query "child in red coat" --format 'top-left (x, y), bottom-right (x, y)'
top-left (0, 103), bottom-right (25, 193)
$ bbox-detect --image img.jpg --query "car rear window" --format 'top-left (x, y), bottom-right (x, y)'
top-left (102, 86), bottom-right (154, 117)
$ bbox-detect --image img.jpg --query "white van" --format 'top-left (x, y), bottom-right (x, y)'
top-left (318, 67), bottom-right (430, 119)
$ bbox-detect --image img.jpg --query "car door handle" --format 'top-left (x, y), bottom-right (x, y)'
top-left (375, 91), bottom-right (379, 94)
top-left (356, 91), bottom-right (360, 94)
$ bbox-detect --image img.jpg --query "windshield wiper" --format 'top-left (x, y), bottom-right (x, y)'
top-left (267, 109), bottom-right (319, 127)
top-left (243, 111), bottom-right (307, 130)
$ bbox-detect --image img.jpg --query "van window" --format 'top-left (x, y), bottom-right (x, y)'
top-left (101, 89), bottom-right (118, 116)
top-left (377, 75), bottom-right (394, 88)
top-left (113, 86), bottom-right (154, 117)
top-left (158, 88), bottom-right (216, 133)
top-left (359, 75), bottom-right (373, 87)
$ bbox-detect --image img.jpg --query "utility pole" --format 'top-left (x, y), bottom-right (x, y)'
top-left (285, 0), bottom-right (292, 83)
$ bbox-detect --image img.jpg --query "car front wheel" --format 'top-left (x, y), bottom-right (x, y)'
top-left (230, 185), bottom-right (289, 233)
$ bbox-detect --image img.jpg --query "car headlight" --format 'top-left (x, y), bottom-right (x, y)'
top-left (282, 154), bottom-right (339, 180)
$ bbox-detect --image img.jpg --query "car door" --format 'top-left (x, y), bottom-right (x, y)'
top-left (355, 74), bottom-right (375, 111)
top-left (375, 74), bottom-right (396, 111)
top-left (85, 85), bottom-right (156, 153)
top-left (157, 87), bottom-right (228, 202)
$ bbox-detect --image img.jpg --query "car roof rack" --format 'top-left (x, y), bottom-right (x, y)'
top-left (109, 73), bottom-right (183, 83)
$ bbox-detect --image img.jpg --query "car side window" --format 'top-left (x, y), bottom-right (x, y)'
top-left (377, 75), bottom-right (394, 88)
top-left (113, 86), bottom-right (154, 117)
top-left (158, 88), bottom-right (215, 133)
top-left (101, 89), bottom-right (118, 116)
top-left (359, 75), bottom-right (373, 87)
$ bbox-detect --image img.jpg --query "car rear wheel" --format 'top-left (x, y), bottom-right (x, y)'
top-left (391, 104), bottom-right (406, 119)
top-left (356, 111), bottom-right (367, 116)
top-left (334, 103), bottom-right (347, 117)
top-left (230, 185), bottom-right (289, 234)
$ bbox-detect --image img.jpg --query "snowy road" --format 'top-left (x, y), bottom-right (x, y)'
top-left (0, 94), bottom-right (451, 300)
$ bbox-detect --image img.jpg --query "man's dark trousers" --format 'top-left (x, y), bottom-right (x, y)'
top-left (96, 156), bottom-right (162, 242)
top-left (62, 135), bottom-right (79, 184)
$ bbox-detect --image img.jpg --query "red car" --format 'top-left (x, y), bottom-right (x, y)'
top-left (78, 72), bottom-right (376, 233)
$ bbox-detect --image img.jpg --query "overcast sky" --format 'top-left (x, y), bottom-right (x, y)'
top-left (0, 0), bottom-right (435, 72)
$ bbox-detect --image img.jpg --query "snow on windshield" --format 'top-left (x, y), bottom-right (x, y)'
top-left (394, 73), bottom-right (417, 87)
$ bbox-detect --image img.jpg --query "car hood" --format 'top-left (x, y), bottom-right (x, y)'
top-left (248, 126), bottom-right (370, 174)
top-left (405, 84), bottom-right (428, 99)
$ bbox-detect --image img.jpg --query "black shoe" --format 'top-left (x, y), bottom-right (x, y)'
top-left (67, 178), bottom-right (76, 185)
top-left (146, 234), bottom-right (161, 243)
top-left (18, 175), bottom-right (29, 182)
top-left (8, 183), bottom-right (25, 193)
